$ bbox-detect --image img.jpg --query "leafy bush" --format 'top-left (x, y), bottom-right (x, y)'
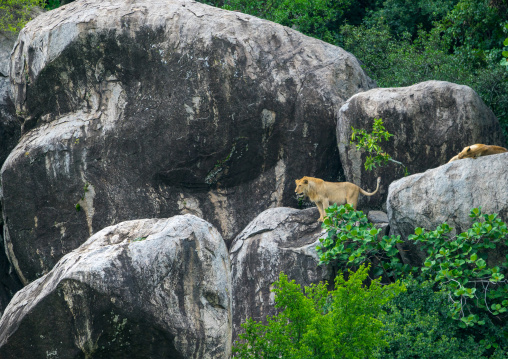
top-left (233, 265), bottom-right (405, 358)
top-left (317, 203), bottom-right (413, 280)
top-left (410, 207), bottom-right (508, 327)
top-left (501, 24), bottom-right (508, 70)
top-left (318, 204), bottom-right (508, 327)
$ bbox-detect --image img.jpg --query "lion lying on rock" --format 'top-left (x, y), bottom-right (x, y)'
top-left (448, 144), bottom-right (507, 163)
top-left (295, 176), bottom-right (381, 221)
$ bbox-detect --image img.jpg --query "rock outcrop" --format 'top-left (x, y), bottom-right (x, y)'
top-left (230, 207), bottom-right (329, 342)
top-left (387, 152), bottom-right (508, 266)
top-left (2, 0), bottom-right (375, 283)
top-left (0, 215), bottom-right (232, 359)
top-left (337, 81), bottom-right (506, 209)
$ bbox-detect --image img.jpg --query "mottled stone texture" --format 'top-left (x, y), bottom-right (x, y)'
top-left (0, 31), bottom-right (22, 317)
top-left (2, 0), bottom-right (374, 283)
top-left (0, 215), bottom-right (232, 359)
top-left (230, 207), bottom-right (330, 342)
top-left (337, 81), bottom-right (506, 210)
top-left (387, 153), bottom-right (508, 266)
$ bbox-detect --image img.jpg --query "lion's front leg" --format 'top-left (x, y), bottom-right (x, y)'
top-left (316, 201), bottom-right (325, 222)
top-left (321, 199), bottom-right (331, 221)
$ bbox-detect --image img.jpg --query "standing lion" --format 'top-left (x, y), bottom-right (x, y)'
top-left (295, 176), bottom-right (381, 221)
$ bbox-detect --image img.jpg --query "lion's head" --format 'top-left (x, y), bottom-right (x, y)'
top-left (457, 146), bottom-right (472, 159)
top-left (295, 177), bottom-right (310, 199)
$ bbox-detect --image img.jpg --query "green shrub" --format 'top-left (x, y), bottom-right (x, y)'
top-left (411, 207), bottom-right (508, 327)
top-left (233, 265), bottom-right (405, 358)
top-left (317, 203), bottom-right (414, 280)
top-left (318, 205), bottom-right (508, 327)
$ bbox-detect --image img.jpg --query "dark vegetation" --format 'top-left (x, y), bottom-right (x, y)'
top-left (199, 0), bottom-right (508, 140)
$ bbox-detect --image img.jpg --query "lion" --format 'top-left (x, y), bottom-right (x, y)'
top-left (295, 176), bottom-right (381, 222)
top-left (448, 144), bottom-right (507, 162)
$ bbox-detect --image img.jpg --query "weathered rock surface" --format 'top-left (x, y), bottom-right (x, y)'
top-left (387, 153), bottom-right (508, 266)
top-left (368, 210), bottom-right (389, 237)
top-left (368, 210), bottom-right (388, 224)
top-left (337, 81), bottom-right (506, 209)
top-left (0, 214), bottom-right (232, 359)
top-left (0, 31), bottom-right (22, 317)
top-left (2, 0), bottom-right (374, 283)
top-left (0, 237), bottom-right (22, 318)
top-left (230, 207), bottom-right (329, 342)
top-left (0, 31), bottom-right (20, 169)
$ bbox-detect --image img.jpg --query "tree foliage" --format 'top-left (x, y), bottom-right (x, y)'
top-left (0, 0), bottom-right (44, 32)
top-left (364, 0), bottom-right (458, 39)
top-left (375, 278), bottom-right (508, 359)
top-left (233, 265), bottom-right (405, 358)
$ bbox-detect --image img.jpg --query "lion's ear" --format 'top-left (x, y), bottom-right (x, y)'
top-left (467, 147), bottom-right (471, 152)
top-left (303, 179), bottom-right (308, 184)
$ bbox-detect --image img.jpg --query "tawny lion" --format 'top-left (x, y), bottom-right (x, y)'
top-left (448, 144), bottom-right (507, 163)
top-left (295, 176), bottom-right (381, 222)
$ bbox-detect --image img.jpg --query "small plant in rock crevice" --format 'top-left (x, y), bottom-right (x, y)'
top-left (350, 118), bottom-right (409, 176)
top-left (75, 182), bottom-right (90, 212)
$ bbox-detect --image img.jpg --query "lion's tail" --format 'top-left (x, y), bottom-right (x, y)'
top-left (359, 177), bottom-right (381, 196)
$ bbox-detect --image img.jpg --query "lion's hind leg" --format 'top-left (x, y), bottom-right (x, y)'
top-left (347, 192), bottom-right (360, 210)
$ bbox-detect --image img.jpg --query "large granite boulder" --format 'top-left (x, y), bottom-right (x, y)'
top-left (2, 0), bottom-right (375, 284)
top-left (387, 152), bottom-right (508, 266)
top-left (0, 214), bottom-right (232, 359)
top-left (337, 81), bottom-right (506, 210)
top-left (230, 207), bottom-right (329, 342)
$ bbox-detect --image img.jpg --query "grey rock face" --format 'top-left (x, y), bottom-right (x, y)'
top-left (230, 207), bottom-right (329, 342)
top-left (2, 0), bottom-right (374, 283)
top-left (337, 81), bottom-right (506, 209)
top-left (0, 215), bottom-right (232, 359)
top-left (0, 236), bottom-right (22, 318)
top-left (0, 31), bottom-right (20, 167)
top-left (0, 31), bottom-right (22, 317)
top-left (387, 153), bottom-right (508, 266)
